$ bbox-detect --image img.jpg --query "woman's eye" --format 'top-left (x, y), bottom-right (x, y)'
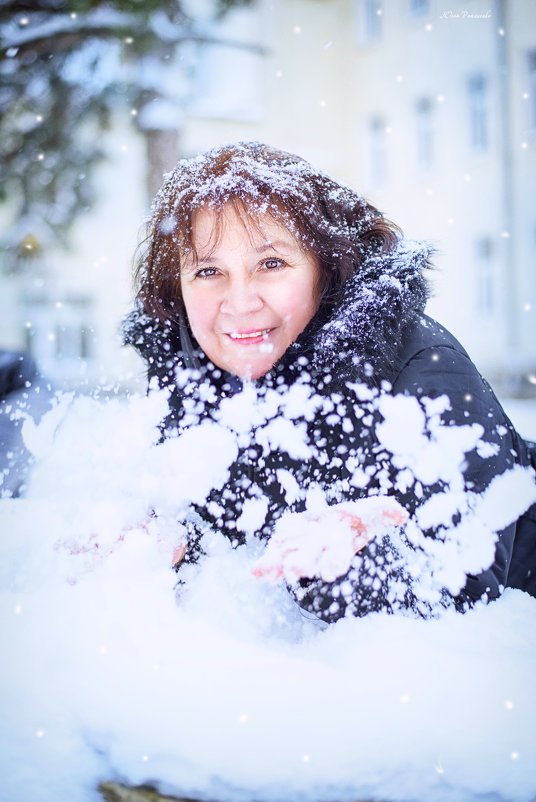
top-left (194, 266), bottom-right (219, 279)
top-left (260, 258), bottom-right (285, 271)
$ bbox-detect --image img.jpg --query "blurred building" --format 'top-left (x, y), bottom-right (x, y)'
top-left (344, 0), bottom-right (536, 396)
top-left (0, 0), bottom-right (534, 394)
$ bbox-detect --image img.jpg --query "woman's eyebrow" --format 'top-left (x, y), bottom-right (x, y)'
top-left (195, 253), bottom-right (220, 264)
top-left (254, 240), bottom-right (294, 253)
top-left (184, 240), bottom-right (296, 267)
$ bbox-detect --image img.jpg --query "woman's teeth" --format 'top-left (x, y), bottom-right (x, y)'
top-left (229, 330), bottom-right (270, 340)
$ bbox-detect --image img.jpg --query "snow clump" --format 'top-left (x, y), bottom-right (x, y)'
top-left (1, 386), bottom-right (535, 802)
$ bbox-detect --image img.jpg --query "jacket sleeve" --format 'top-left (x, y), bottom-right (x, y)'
top-left (390, 343), bottom-right (522, 606)
top-left (290, 344), bottom-right (530, 622)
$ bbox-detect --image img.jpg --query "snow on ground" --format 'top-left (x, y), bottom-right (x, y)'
top-left (1, 390), bottom-right (535, 802)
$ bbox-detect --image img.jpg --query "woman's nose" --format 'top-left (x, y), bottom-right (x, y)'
top-left (220, 277), bottom-right (264, 316)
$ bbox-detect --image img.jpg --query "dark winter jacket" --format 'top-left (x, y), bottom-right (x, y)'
top-left (0, 350), bottom-right (53, 497)
top-left (125, 239), bottom-right (536, 621)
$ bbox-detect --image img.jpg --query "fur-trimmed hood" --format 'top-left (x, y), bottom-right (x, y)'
top-left (284, 238), bottom-right (433, 387)
top-left (123, 237), bottom-right (433, 391)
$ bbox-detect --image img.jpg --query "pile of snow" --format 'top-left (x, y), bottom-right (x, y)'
top-left (1, 388), bottom-right (536, 802)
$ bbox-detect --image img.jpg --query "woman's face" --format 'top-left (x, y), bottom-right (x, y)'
top-left (180, 204), bottom-right (320, 380)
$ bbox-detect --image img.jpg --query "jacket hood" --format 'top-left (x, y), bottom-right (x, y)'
top-left (284, 238), bottom-right (433, 387)
top-left (123, 237), bottom-right (433, 390)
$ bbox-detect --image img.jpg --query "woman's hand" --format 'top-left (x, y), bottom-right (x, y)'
top-left (251, 497), bottom-right (408, 584)
top-left (56, 516), bottom-right (188, 574)
top-left (118, 517), bottom-right (187, 568)
top-left (171, 542), bottom-right (187, 568)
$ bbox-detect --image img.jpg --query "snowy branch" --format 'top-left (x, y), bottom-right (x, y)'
top-left (0, 9), bottom-right (267, 57)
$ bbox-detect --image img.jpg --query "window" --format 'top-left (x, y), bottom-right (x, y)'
top-left (360, 0), bottom-right (382, 43)
top-left (54, 323), bottom-right (93, 360)
top-left (409, 0), bottom-right (429, 17)
top-left (475, 238), bottom-right (494, 314)
top-left (21, 295), bottom-right (95, 377)
top-left (369, 116), bottom-right (388, 184)
top-left (468, 74), bottom-right (489, 151)
top-left (3, 232), bottom-right (46, 276)
top-left (415, 97), bottom-right (434, 169)
top-left (528, 51), bottom-right (536, 132)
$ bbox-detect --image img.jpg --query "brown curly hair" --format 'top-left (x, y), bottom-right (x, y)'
top-left (134, 141), bottom-right (401, 324)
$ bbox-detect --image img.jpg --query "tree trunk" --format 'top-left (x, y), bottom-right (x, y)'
top-left (145, 128), bottom-right (180, 200)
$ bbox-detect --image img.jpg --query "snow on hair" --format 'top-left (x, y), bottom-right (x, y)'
top-left (134, 141), bottom-right (401, 322)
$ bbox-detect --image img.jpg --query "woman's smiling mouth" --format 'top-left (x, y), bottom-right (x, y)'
top-left (227, 329), bottom-right (273, 343)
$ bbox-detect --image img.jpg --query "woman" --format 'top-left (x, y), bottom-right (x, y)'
top-left (124, 141), bottom-right (536, 622)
